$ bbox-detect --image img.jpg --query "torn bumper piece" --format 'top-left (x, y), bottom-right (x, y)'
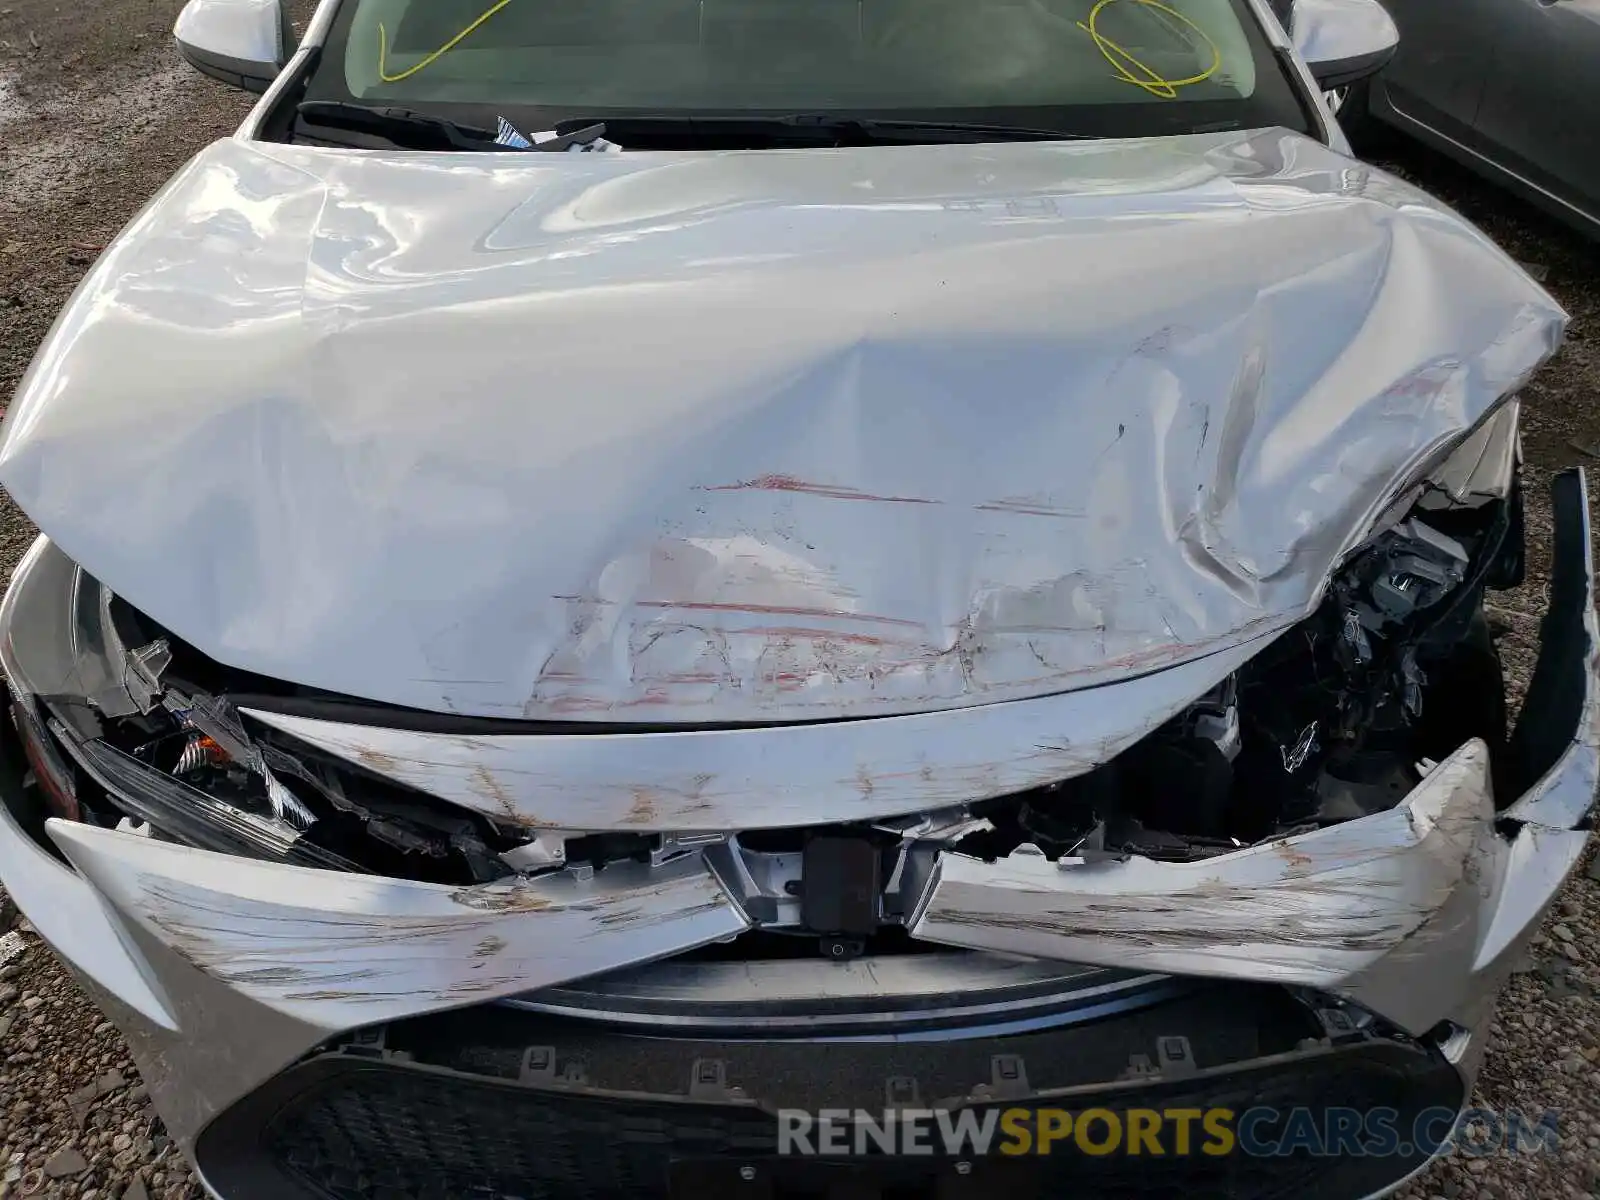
top-left (913, 737), bottom-right (1506, 1036)
top-left (0, 733), bottom-right (749, 1146)
top-left (0, 475), bottom-right (1590, 1200)
top-left (913, 469), bottom-right (1596, 1040)
top-left (48, 824), bottom-right (750, 1032)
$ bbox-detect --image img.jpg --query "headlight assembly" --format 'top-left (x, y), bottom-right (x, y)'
top-left (0, 537), bottom-right (513, 882)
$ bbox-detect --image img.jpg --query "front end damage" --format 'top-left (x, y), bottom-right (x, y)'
top-left (0, 129), bottom-right (1592, 1200)
top-left (0, 451), bottom-right (1594, 1199)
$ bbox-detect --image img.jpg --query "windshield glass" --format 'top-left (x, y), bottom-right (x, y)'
top-left (302, 0), bottom-right (1316, 141)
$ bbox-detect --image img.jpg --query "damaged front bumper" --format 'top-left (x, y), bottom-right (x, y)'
top-left (0, 472), bottom-right (1593, 1200)
top-left (901, 469), bottom-right (1597, 1053)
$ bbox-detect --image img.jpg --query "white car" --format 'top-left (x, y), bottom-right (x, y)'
top-left (0, 1), bottom-right (1590, 1197)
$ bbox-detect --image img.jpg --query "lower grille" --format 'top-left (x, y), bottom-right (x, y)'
top-left (279, 1070), bottom-right (773, 1200)
top-left (197, 990), bottom-right (1462, 1200)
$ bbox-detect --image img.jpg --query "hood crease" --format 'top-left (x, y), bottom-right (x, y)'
top-left (0, 129), bottom-right (1565, 722)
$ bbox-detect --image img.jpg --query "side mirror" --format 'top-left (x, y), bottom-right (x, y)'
top-left (1291, 0), bottom-right (1399, 90)
top-left (173, 0), bottom-right (296, 94)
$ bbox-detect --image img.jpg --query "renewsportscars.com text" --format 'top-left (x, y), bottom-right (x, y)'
top-left (777, 1106), bottom-right (1561, 1158)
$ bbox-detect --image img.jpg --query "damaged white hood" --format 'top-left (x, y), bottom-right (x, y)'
top-left (0, 128), bottom-right (1563, 722)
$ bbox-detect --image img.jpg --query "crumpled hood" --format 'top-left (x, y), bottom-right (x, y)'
top-left (0, 128), bottom-right (1563, 723)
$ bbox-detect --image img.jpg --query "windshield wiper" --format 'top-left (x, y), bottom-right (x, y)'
top-left (295, 104), bottom-right (1098, 152)
top-left (296, 101), bottom-right (501, 150)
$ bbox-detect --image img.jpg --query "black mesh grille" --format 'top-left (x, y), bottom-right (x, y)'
top-left (275, 1071), bottom-right (773, 1200)
top-left (192, 992), bottom-right (1460, 1200)
top-left (238, 1046), bottom-right (1456, 1200)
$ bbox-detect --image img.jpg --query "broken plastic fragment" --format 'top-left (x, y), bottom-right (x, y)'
top-left (85, 583), bottom-right (171, 718)
top-left (262, 768), bottom-right (317, 830)
top-left (494, 118), bottom-right (621, 153)
top-left (165, 689), bottom-right (317, 829)
top-left (123, 639), bottom-right (171, 711)
top-left (527, 123), bottom-right (622, 153)
top-left (1282, 722), bottom-right (1319, 773)
top-left (494, 116), bottom-right (532, 148)
top-left (173, 732), bottom-right (225, 776)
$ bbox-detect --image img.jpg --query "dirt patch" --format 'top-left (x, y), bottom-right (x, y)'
top-left (0, 0), bottom-right (191, 94)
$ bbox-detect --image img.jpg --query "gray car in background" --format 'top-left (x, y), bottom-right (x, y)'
top-left (1336, 0), bottom-right (1600, 238)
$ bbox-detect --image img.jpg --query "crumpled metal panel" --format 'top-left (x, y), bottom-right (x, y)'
top-left (242, 631), bottom-right (1269, 830)
top-left (0, 130), bottom-right (1563, 722)
top-left (910, 469), bottom-right (1600, 1037)
top-left (1421, 400), bottom-right (1520, 506)
top-left (909, 730), bottom-right (1590, 1036)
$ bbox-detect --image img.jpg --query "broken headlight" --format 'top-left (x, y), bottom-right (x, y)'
top-left (0, 539), bottom-right (517, 883)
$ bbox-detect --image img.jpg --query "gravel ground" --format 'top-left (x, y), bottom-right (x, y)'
top-left (2, 10), bottom-right (1600, 1198)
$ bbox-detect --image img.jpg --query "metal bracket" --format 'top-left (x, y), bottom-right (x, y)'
top-left (886, 1076), bottom-right (920, 1111)
top-left (988, 1054), bottom-right (1031, 1099)
top-left (1117, 1052), bottom-right (1158, 1081)
top-left (690, 1058), bottom-right (735, 1101)
top-left (652, 831), bottom-right (727, 868)
top-left (341, 1026), bottom-right (411, 1063)
top-left (1157, 1035), bottom-right (1197, 1078)
top-left (1317, 1006), bottom-right (1362, 1043)
top-left (519, 1045), bottom-right (558, 1084)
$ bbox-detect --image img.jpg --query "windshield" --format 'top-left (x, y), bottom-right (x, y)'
top-left (299, 0), bottom-right (1317, 143)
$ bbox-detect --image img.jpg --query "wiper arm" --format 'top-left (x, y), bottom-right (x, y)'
top-left (525, 122), bottom-right (612, 151)
top-left (297, 101), bottom-right (500, 150)
top-left (295, 104), bottom-right (1098, 153)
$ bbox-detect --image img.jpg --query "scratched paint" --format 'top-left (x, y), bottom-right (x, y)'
top-left (49, 823), bottom-right (749, 1031)
top-left (0, 468), bottom-right (1593, 1165)
top-left (698, 475), bottom-right (941, 505)
top-left (244, 631), bottom-right (1268, 832)
top-left (911, 740), bottom-right (1499, 1033)
top-left (0, 129), bottom-right (1563, 723)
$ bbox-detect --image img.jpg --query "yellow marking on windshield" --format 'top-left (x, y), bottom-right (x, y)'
top-left (378, 0), bottom-right (516, 83)
top-left (1077, 0), bottom-right (1222, 99)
